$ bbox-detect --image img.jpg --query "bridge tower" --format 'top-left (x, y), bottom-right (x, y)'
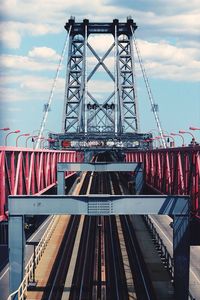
top-left (52, 18), bottom-right (150, 148)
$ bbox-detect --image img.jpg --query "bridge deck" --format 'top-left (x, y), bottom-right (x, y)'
top-left (24, 215), bottom-right (175, 299)
top-left (26, 216), bottom-right (70, 299)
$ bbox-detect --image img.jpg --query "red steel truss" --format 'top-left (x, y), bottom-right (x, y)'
top-left (126, 146), bottom-right (200, 217)
top-left (0, 147), bottom-right (84, 221)
top-left (1, 146), bottom-right (199, 221)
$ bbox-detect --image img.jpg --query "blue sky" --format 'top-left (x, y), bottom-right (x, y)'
top-left (0, 0), bottom-right (200, 147)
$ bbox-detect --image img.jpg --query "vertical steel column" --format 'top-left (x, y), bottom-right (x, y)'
top-left (9, 216), bottom-right (25, 296)
top-left (84, 19), bottom-right (89, 134)
top-left (173, 215), bottom-right (190, 300)
top-left (63, 21), bottom-right (85, 133)
top-left (62, 32), bottom-right (73, 132)
top-left (116, 25), bottom-right (138, 134)
top-left (57, 170), bottom-right (65, 195)
top-left (114, 20), bottom-right (119, 134)
top-left (135, 163), bottom-right (143, 194)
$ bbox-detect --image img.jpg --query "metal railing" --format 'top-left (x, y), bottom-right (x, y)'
top-left (143, 215), bottom-right (195, 300)
top-left (7, 215), bottom-right (60, 300)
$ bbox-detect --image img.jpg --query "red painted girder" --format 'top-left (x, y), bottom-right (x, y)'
top-left (0, 147), bottom-right (84, 221)
top-left (125, 146), bottom-right (200, 216)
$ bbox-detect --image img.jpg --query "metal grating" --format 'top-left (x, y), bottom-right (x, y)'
top-left (87, 199), bottom-right (113, 215)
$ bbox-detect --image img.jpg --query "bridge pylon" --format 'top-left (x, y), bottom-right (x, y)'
top-left (51, 17), bottom-right (151, 149)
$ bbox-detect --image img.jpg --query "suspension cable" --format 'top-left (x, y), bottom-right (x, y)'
top-left (35, 26), bottom-right (72, 149)
top-left (114, 24), bottom-right (118, 134)
top-left (130, 26), bottom-right (166, 148)
top-left (84, 23), bottom-right (88, 134)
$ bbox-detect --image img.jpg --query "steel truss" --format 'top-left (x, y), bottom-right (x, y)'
top-left (0, 147), bottom-right (84, 221)
top-left (60, 17), bottom-right (146, 146)
top-left (125, 145), bottom-right (200, 217)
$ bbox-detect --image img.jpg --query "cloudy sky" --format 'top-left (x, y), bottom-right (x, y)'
top-left (0, 0), bottom-right (200, 146)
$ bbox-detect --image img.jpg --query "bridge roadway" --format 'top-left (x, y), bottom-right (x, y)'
top-left (24, 214), bottom-right (175, 299)
top-left (150, 215), bottom-right (200, 300)
top-left (0, 216), bottom-right (53, 300)
top-left (2, 215), bottom-right (200, 299)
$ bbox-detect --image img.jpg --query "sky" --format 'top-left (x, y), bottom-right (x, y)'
top-left (0, 0), bottom-right (200, 147)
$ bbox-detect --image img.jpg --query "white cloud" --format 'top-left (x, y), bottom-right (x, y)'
top-left (0, 21), bottom-right (60, 49)
top-left (146, 12), bottom-right (200, 36)
top-left (20, 76), bottom-right (65, 93)
top-left (104, 0), bottom-right (200, 15)
top-left (28, 47), bottom-right (60, 61)
top-left (138, 40), bottom-right (200, 63)
top-left (136, 40), bottom-right (200, 81)
top-left (0, 28), bottom-right (21, 49)
top-left (88, 35), bottom-right (114, 53)
top-left (0, 87), bottom-right (28, 102)
top-left (1, 54), bottom-right (60, 72)
top-left (0, 0), bottom-right (199, 99)
top-left (87, 37), bottom-right (200, 82)
top-left (0, 74), bottom-right (65, 102)
top-left (1, 0), bottom-right (200, 48)
top-left (88, 79), bottom-right (114, 94)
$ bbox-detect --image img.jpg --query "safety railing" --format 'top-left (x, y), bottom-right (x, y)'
top-left (143, 215), bottom-right (174, 277)
top-left (143, 215), bottom-right (195, 300)
top-left (0, 147), bottom-right (84, 221)
top-left (7, 215), bottom-right (60, 300)
top-left (126, 146), bottom-right (200, 216)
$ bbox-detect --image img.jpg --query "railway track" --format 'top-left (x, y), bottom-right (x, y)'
top-left (40, 152), bottom-right (157, 300)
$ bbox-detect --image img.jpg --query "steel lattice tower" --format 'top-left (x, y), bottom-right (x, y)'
top-left (52, 18), bottom-right (151, 147)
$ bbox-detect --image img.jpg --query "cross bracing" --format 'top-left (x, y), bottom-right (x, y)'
top-left (61, 17), bottom-right (146, 144)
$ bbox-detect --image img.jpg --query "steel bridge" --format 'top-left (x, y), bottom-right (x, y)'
top-left (0, 17), bottom-right (200, 300)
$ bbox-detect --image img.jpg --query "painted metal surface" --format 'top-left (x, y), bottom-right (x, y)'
top-left (173, 215), bottom-right (190, 300)
top-left (8, 216), bottom-right (25, 295)
top-left (0, 146), bottom-right (84, 221)
top-left (125, 146), bottom-right (200, 216)
top-left (8, 194), bottom-right (189, 299)
top-left (57, 161), bottom-right (143, 195)
top-left (60, 18), bottom-right (141, 144)
top-left (57, 162), bottom-right (142, 172)
top-left (8, 195), bottom-right (189, 216)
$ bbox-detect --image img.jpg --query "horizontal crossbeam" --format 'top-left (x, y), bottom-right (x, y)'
top-left (57, 162), bottom-right (141, 172)
top-left (65, 18), bottom-right (137, 35)
top-left (8, 195), bottom-right (189, 216)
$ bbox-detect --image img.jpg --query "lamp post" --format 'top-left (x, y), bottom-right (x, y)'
top-left (179, 130), bottom-right (196, 145)
top-left (0, 127), bottom-right (10, 131)
top-left (26, 135), bottom-right (38, 148)
top-left (163, 134), bottom-right (175, 148)
top-left (39, 138), bottom-right (46, 149)
top-left (189, 126), bottom-right (200, 131)
top-left (148, 137), bottom-right (159, 148)
top-left (33, 137), bottom-right (44, 149)
top-left (5, 130), bottom-right (20, 146)
top-left (154, 136), bottom-right (163, 148)
top-left (16, 133), bottom-right (30, 147)
top-left (171, 132), bottom-right (185, 147)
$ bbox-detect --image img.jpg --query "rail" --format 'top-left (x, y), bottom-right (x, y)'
top-left (143, 215), bottom-right (195, 300)
top-left (7, 215), bottom-right (60, 300)
top-left (126, 146), bottom-right (200, 216)
top-left (0, 147), bottom-right (84, 221)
